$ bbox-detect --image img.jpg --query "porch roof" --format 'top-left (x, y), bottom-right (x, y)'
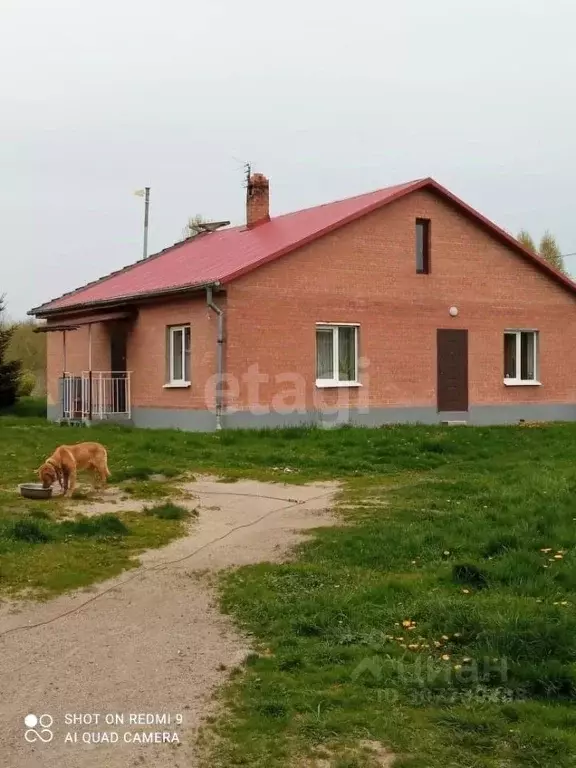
top-left (34, 310), bottom-right (133, 333)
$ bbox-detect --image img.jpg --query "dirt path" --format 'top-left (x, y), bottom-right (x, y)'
top-left (0, 478), bottom-right (337, 768)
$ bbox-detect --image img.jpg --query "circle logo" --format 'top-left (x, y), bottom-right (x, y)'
top-left (24, 714), bottom-right (38, 728)
top-left (24, 714), bottom-right (54, 743)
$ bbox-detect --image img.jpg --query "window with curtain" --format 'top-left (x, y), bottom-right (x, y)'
top-left (503, 330), bottom-right (538, 384)
top-left (316, 325), bottom-right (359, 385)
top-left (168, 325), bottom-right (191, 384)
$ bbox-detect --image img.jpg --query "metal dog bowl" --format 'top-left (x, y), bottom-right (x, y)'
top-left (19, 483), bottom-right (53, 500)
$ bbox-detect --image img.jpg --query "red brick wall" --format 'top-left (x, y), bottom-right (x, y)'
top-left (45, 295), bottom-right (219, 411)
top-left (128, 295), bottom-right (219, 409)
top-left (224, 189), bottom-right (576, 411)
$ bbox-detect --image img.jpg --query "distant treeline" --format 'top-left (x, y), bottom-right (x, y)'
top-left (6, 320), bottom-right (46, 396)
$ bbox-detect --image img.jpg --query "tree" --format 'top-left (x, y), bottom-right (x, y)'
top-left (6, 319), bottom-right (46, 371)
top-left (0, 296), bottom-right (22, 408)
top-left (539, 230), bottom-right (565, 273)
top-left (182, 214), bottom-right (209, 240)
top-left (517, 230), bottom-right (566, 274)
top-left (517, 230), bottom-right (536, 252)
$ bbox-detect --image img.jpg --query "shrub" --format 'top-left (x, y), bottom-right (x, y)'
top-left (17, 370), bottom-right (36, 397)
top-left (0, 320), bottom-right (21, 409)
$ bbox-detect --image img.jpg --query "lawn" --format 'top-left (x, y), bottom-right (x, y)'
top-left (202, 422), bottom-right (576, 768)
top-left (2, 414), bottom-right (576, 765)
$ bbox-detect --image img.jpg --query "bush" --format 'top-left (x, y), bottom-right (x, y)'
top-left (0, 330), bottom-right (20, 410)
top-left (17, 370), bottom-right (36, 397)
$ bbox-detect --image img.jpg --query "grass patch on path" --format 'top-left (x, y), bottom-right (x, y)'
top-left (0, 506), bottom-right (189, 596)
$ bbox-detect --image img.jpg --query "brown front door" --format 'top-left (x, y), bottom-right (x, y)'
top-left (437, 329), bottom-right (468, 412)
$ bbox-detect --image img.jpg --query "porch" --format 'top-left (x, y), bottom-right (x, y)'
top-left (60, 371), bottom-right (132, 423)
top-left (38, 309), bottom-right (135, 425)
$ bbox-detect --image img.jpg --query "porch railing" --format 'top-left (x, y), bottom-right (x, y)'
top-left (61, 372), bottom-right (132, 420)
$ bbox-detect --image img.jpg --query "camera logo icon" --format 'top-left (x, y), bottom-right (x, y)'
top-left (24, 714), bottom-right (54, 743)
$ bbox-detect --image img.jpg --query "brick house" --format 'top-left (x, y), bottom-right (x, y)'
top-left (30, 174), bottom-right (576, 430)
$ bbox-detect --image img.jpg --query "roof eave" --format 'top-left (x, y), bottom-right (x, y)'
top-left (29, 280), bottom-right (221, 318)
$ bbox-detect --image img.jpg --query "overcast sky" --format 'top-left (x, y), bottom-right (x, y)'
top-left (2, 0), bottom-right (576, 319)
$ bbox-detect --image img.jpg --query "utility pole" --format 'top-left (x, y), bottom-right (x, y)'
top-left (143, 187), bottom-right (150, 260)
top-left (134, 187), bottom-right (151, 259)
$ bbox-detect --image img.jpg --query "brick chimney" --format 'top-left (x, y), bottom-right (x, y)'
top-left (246, 172), bottom-right (270, 227)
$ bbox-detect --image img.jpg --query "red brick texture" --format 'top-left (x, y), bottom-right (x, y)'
top-left (226, 188), bottom-right (576, 412)
top-left (46, 296), bottom-right (220, 411)
top-left (127, 296), bottom-right (219, 410)
top-left (46, 188), bottom-right (576, 417)
top-left (246, 173), bottom-right (271, 228)
top-left (46, 323), bottom-right (110, 407)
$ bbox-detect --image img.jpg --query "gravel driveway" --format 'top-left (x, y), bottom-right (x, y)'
top-left (0, 477), bottom-right (337, 768)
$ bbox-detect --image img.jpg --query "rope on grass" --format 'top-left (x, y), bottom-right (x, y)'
top-left (0, 489), bottom-right (335, 640)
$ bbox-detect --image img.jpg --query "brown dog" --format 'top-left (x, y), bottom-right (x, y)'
top-left (37, 442), bottom-right (111, 497)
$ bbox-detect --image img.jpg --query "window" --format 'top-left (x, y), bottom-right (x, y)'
top-left (416, 218), bottom-right (431, 274)
top-left (504, 331), bottom-right (539, 384)
top-left (167, 325), bottom-right (191, 385)
top-left (316, 324), bottom-right (359, 386)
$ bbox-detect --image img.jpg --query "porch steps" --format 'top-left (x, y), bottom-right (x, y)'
top-left (58, 418), bottom-right (89, 427)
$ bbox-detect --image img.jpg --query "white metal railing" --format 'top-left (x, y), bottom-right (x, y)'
top-left (61, 372), bottom-right (132, 420)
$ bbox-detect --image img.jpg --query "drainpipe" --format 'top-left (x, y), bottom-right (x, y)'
top-left (206, 284), bottom-right (224, 430)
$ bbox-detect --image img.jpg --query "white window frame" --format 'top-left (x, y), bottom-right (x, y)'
top-left (315, 323), bottom-right (361, 388)
top-left (503, 330), bottom-right (541, 386)
top-left (165, 325), bottom-right (191, 388)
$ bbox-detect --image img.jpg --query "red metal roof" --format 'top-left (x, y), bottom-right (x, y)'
top-left (30, 177), bottom-right (576, 316)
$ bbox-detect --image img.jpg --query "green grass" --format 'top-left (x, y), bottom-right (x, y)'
top-left (144, 502), bottom-right (195, 520)
top-left (0, 395), bottom-right (47, 418)
top-left (0, 507), bottom-right (186, 595)
top-left (5, 414), bottom-right (576, 763)
top-left (202, 424), bottom-right (576, 768)
top-left (123, 479), bottom-right (181, 499)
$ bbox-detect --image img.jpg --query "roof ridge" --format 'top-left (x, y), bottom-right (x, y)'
top-left (271, 178), bottom-right (427, 221)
